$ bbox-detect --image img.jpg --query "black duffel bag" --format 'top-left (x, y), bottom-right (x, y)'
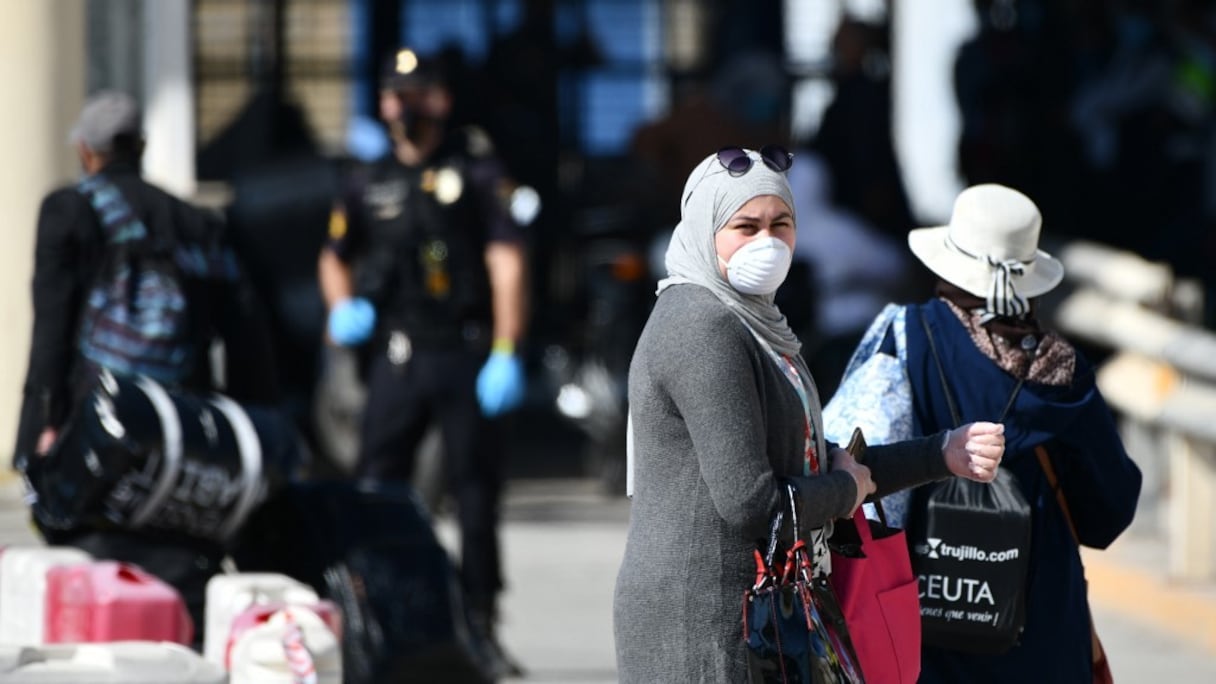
top-left (22, 369), bottom-right (305, 545)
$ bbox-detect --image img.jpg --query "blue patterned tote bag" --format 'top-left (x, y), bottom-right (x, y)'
top-left (822, 304), bottom-right (915, 528)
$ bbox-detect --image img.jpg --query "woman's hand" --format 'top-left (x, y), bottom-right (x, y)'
top-left (944, 421), bottom-right (1006, 482)
top-left (831, 446), bottom-right (876, 516)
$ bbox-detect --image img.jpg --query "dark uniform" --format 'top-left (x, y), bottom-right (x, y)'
top-left (328, 125), bottom-right (523, 616)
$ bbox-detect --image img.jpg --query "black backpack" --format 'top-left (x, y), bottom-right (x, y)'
top-left (76, 174), bottom-right (237, 384)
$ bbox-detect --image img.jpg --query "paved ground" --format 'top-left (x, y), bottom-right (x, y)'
top-left (2, 475), bottom-right (1214, 682)
top-left (485, 479), bottom-right (1216, 684)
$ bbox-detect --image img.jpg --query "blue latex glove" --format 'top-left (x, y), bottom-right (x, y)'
top-left (476, 350), bottom-right (526, 417)
top-left (328, 297), bottom-right (376, 346)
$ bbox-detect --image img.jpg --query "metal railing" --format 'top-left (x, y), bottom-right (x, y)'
top-left (1053, 240), bottom-right (1216, 581)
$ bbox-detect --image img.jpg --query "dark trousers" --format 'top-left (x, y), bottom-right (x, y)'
top-left (356, 347), bottom-right (503, 615)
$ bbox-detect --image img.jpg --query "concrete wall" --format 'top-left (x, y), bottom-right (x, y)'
top-left (0, 1), bottom-right (87, 466)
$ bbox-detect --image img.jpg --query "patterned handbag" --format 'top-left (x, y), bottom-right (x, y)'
top-left (822, 304), bottom-right (915, 528)
top-left (744, 482), bottom-right (865, 684)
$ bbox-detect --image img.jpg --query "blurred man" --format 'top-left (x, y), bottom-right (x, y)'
top-left (318, 48), bottom-right (528, 677)
top-left (14, 90), bottom-right (280, 637)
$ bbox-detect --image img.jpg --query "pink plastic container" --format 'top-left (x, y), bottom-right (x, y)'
top-left (44, 561), bottom-right (193, 645)
top-left (224, 600), bottom-right (341, 669)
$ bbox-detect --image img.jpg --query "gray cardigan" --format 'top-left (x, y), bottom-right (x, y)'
top-left (613, 285), bottom-right (948, 683)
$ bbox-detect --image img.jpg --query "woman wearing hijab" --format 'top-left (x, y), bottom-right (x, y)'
top-left (611, 147), bottom-right (1007, 682)
top-left (824, 183), bottom-right (1141, 682)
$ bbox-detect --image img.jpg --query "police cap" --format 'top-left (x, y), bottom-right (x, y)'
top-left (380, 47), bottom-right (446, 92)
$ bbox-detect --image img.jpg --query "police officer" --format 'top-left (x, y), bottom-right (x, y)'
top-left (317, 48), bottom-right (528, 675)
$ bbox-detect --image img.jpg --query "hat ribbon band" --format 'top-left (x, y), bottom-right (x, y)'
top-left (943, 235), bottom-right (1032, 323)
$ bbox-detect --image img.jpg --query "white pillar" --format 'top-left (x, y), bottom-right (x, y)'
top-left (1169, 434), bottom-right (1216, 580)
top-left (891, 0), bottom-right (977, 223)
top-left (142, 0), bottom-right (196, 199)
top-left (0, 0), bottom-right (87, 465)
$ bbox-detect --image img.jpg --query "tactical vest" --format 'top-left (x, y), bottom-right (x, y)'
top-left (353, 132), bottom-right (494, 350)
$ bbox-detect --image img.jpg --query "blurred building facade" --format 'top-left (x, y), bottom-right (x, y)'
top-left (0, 0), bottom-right (997, 462)
top-left (0, 0), bottom-right (879, 465)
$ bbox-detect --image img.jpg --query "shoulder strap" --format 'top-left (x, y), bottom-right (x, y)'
top-left (918, 306), bottom-right (1027, 428)
top-left (918, 308), bottom-right (964, 427)
top-left (839, 303), bottom-right (902, 380)
top-left (892, 304), bottom-right (909, 364)
top-left (77, 174), bottom-right (150, 244)
top-left (1035, 444), bottom-right (1110, 670)
top-left (81, 175), bottom-right (240, 281)
top-left (1035, 445), bottom-right (1079, 545)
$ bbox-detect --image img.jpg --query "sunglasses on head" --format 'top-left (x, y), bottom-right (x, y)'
top-left (716, 145), bottom-right (793, 175)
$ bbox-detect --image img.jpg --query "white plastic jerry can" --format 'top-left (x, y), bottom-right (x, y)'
top-left (0, 641), bottom-right (227, 683)
top-left (228, 606), bottom-right (343, 684)
top-left (203, 572), bottom-right (322, 666)
top-left (0, 546), bottom-right (92, 646)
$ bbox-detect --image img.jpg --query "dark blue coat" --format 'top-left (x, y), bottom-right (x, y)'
top-left (903, 299), bottom-right (1141, 683)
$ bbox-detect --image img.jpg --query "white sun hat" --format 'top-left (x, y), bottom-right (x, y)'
top-left (908, 183), bottom-right (1064, 318)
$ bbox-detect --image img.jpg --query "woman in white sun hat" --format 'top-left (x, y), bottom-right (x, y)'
top-left (824, 183), bottom-right (1142, 683)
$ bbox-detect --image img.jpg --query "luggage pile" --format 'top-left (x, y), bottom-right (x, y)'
top-left (12, 370), bottom-right (500, 682)
top-left (0, 545), bottom-right (222, 682)
top-left (229, 480), bottom-right (501, 684)
top-left (0, 548), bottom-right (349, 683)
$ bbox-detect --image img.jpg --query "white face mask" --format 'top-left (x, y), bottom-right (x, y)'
top-left (720, 236), bottom-right (793, 295)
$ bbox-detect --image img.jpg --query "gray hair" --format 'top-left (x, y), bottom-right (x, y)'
top-left (69, 90), bottom-right (142, 154)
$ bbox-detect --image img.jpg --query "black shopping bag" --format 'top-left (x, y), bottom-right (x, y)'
top-left (907, 469), bottom-right (1031, 654)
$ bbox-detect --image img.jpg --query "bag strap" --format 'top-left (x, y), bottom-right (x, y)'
top-left (1035, 446), bottom-right (1079, 545)
top-left (78, 175), bottom-right (236, 280)
top-left (209, 394), bottom-right (266, 541)
top-left (839, 303), bottom-right (903, 380)
top-left (129, 376), bottom-right (185, 529)
top-left (783, 481), bottom-right (819, 584)
top-left (77, 174), bottom-right (150, 245)
top-left (919, 309), bottom-right (963, 427)
top-left (1035, 445), bottom-right (1111, 676)
top-left (763, 501), bottom-right (786, 571)
top-left (918, 307), bottom-right (1027, 428)
top-left (767, 479), bottom-right (827, 582)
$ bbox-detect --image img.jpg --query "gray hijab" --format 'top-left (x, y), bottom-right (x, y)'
top-left (657, 149), bottom-right (802, 358)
